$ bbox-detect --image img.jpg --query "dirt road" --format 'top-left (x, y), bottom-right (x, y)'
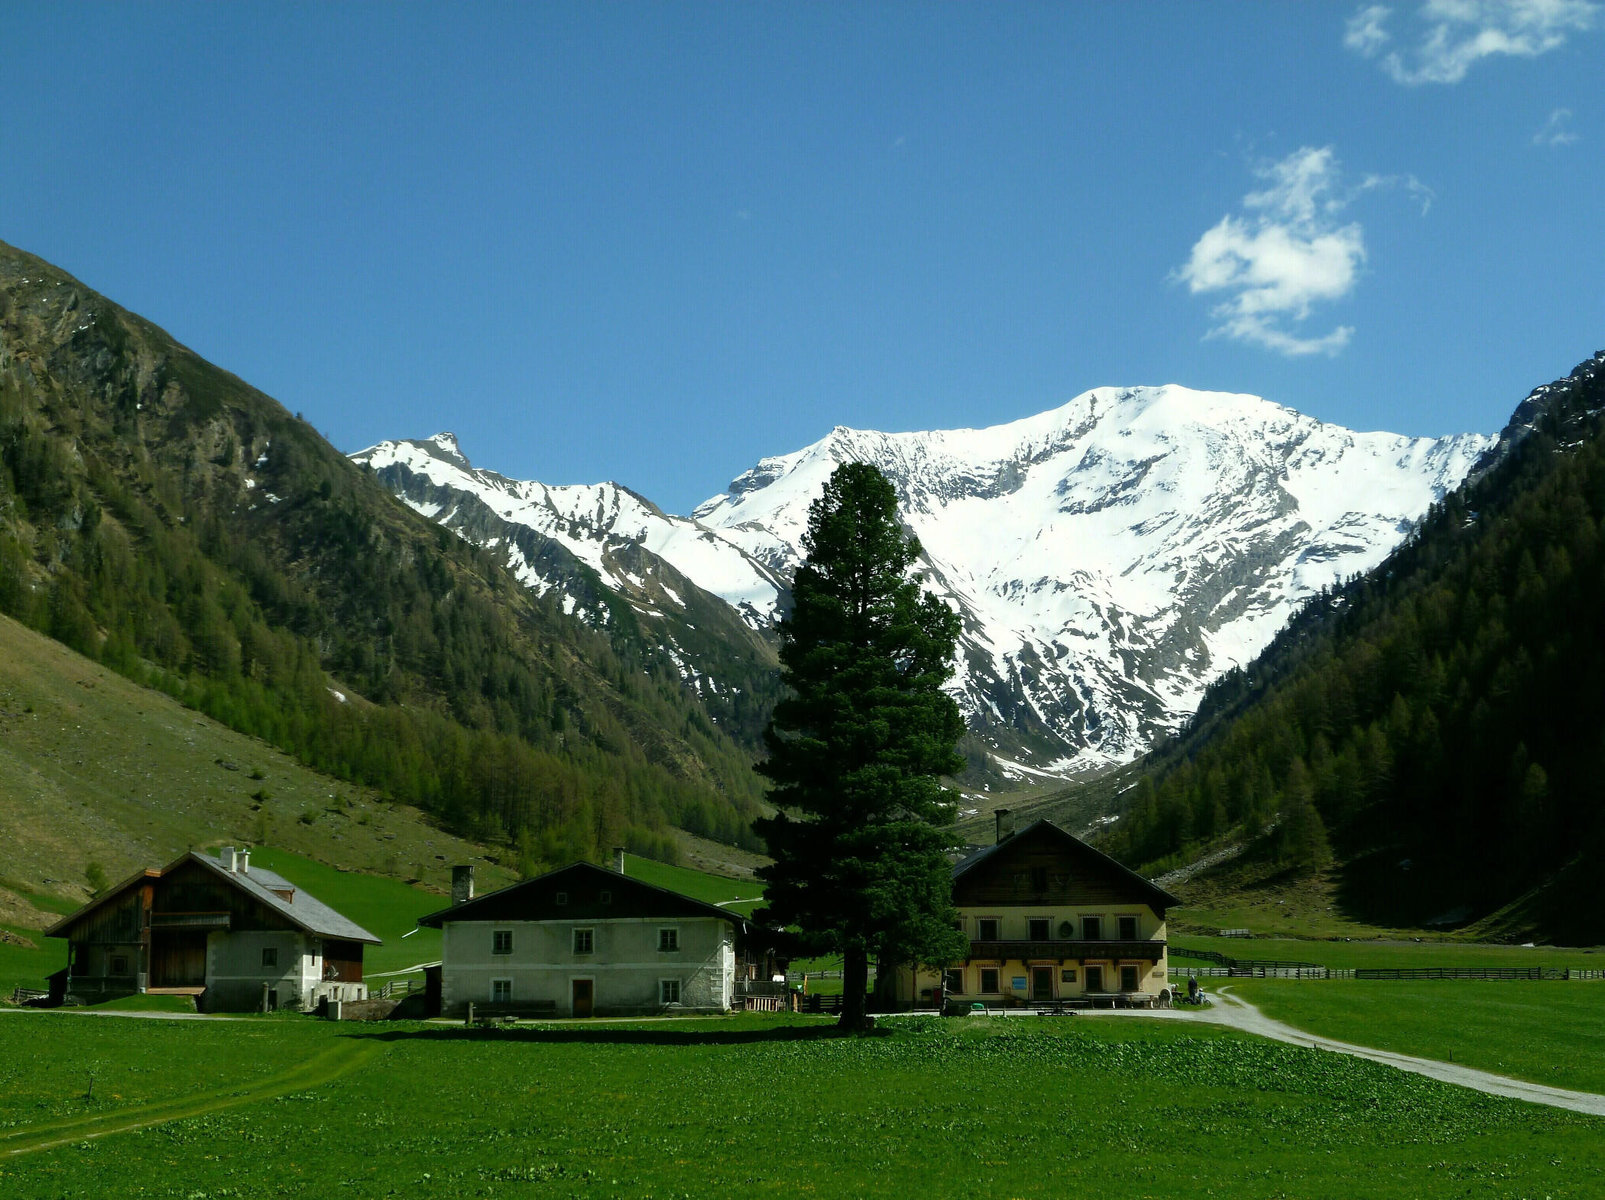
top-left (1188, 987), bottom-right (1605, 1116)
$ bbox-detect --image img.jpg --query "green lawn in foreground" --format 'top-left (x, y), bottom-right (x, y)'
top-left (1227, 978), bottom-right (1605, 1095)
top-left (1, 1012), bottom-right (1600, 1198)
top-left (1173, 934), bottom-right (1605, 971)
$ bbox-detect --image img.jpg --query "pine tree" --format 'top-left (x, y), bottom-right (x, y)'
top-left (754, 462), bottom-right (968, 1029)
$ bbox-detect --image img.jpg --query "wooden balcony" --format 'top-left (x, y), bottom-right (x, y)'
top-left (966, 939), bottom-right (1166, 963)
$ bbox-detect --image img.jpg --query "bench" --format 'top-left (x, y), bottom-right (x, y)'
top-left (466, 1000), bottom-right (559, 1023)
top-left (1032, 999), bottom-right (1090, 1015)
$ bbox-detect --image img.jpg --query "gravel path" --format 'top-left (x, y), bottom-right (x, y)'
top-left (1189, 986), bottom-right (1605, 1116)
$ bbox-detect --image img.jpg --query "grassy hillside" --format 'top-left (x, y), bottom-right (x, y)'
top-left (0, 611), bottom-right (515, 929)
top-left (0, 239), bottom-right (766, 870)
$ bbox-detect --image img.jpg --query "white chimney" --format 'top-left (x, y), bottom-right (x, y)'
top-left (995, 810), bottom-right (1016, 844)
top-left (452, 865), bottom-right (475, 904)
top-left (239, 848), bottom-right (250, 874)
top-left (221, 846), bottom-right (238, 872)
top-left (613, 847), bottom-right (626, 875)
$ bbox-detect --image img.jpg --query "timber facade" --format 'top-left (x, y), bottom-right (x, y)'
top-left (45, 848), bottom-right (380, 1012)
top-left (894, 816), bottom-right (1182, 1009)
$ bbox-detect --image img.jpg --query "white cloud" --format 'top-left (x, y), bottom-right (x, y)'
top-left (1176, 147), bottom-right (1370, 358)
top-left (1346, 0), bottom-right (1599, 84)
top-left (1345, 4), bottom-right (1395, 56)
top-left (1532, 106), bottom-right (1579, 144)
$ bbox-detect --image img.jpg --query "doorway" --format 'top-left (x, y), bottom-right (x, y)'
top-left (572, 977), bottom-right (594, 1018)
top-left (1031, 967), bottom-right (1054, 1002)
top-left (150, 932), bottom-right (207, 987)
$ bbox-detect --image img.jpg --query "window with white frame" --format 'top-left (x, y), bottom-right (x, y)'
top-left (660, 978), bottom-right (681, 1005)
top-left (493, 929), bottom-right (513, 955)
top-left (492, 979), bottom-right (512, 1003)
top-left (1118, 914), bottom-right (1139, 940)
top-left (979, 967), bottom-right (1000, 994)
top-left (573, 927), bottom-right (594, 954)
top-left (658, 927), bottom-right (679, 952)
top-left (943, 968), bottom-right (964, 994)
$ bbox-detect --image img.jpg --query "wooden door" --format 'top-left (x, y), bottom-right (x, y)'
top-left (572, 978), bottom-right (593, 1018)
top-left (1031, 966), bottom-right (1054, 1001)
top-left (151, 932), bottom-right (207, 986)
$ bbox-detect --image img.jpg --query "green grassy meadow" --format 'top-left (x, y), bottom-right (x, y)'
top-left (1173, 934), bottom-right (1605, 971)
top-left (620, 852), bottom-right (765, 916)
top-left (1226, 978), bottom-right (1605, 1095)
top-left (2, 1011), bottom-right (1601, 1198)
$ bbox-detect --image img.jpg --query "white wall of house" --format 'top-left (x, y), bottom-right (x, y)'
top-left (202, 931), bottom-right (367, 1012)
top-left (440, 915), bottom-right (735, 1016)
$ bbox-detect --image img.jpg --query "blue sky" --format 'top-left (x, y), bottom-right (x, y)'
top-left (2, 2), bottom-right (1600, 513)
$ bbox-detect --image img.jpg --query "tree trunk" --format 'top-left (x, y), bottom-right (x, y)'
top-left (838, 943), bottom-right (870, 1031)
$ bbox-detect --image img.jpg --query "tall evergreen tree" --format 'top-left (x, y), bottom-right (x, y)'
top-left (755, 462), bottom-right (968, 1029)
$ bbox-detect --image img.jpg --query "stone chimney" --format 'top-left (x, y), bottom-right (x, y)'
top-left (221, 846), bottom-right (238, 872)
top-left (452, 865), bottom-right (475, 904)
top-left (239, 848), bottom-right (250, 874)
top-left (613, 847), bottom-right (626, 875)
top-left (995, 809), bottom-right (1016, 844)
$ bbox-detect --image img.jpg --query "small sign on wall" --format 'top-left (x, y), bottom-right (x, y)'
top-left (1011, 977), bottom-right (1027, 991)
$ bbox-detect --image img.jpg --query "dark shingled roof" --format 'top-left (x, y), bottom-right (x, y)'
top-left (416, 860), bottom-right (757, 931)
top-left (953, 818), bottom-right (1183, 909)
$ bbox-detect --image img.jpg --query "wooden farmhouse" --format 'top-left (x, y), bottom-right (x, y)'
top-left (892, 814), bottom-right (1182, 1009)
top-left (417, 857), bottom-right (784, 1017)
top-left (45, 847), bottom-right (380, 1013)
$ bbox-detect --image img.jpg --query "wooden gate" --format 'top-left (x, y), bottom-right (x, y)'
top-left (151, 932), bottom-right (207, 987)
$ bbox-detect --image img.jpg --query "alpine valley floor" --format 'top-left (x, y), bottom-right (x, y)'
top-left (2, 1008), bottom-right (1601, 1199)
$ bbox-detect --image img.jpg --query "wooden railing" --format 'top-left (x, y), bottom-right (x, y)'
top-left (968, 939), bottom-right (1167, 962)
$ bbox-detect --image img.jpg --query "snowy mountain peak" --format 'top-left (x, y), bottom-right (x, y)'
top-left (359, 386), bottom-right (1495, 776)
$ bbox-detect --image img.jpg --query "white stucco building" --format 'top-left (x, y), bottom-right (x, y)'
top-left (417, 860), bottom-right (778, 1017)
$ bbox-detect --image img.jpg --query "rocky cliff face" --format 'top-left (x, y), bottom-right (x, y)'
top-left (358, 384), bottom-right (1493, 775)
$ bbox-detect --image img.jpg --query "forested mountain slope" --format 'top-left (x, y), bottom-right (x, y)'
top-left (0, 240), bottom-right (764, 867)
top-left (1105, 351), bottom-right (1605, 943)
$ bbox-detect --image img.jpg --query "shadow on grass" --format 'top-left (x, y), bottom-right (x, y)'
top-left (342, 1021), bottom-right (876, 1048)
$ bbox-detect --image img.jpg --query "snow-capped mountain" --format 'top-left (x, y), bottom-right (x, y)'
top-left (356, 385), bottom-right (1494, 774)
top-left (351, 432), bottom-right (785, 740)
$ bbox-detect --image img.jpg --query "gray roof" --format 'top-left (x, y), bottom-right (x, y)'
top-left (47, 850), bottom-right (383, 945)
top-left (192, 852), bottom-right (382, 944)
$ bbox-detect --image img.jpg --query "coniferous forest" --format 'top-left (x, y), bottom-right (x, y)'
top-left (0, 241), bottom-right (766, 870)
top-left (1104, 351), bottom-right (1605, 942)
